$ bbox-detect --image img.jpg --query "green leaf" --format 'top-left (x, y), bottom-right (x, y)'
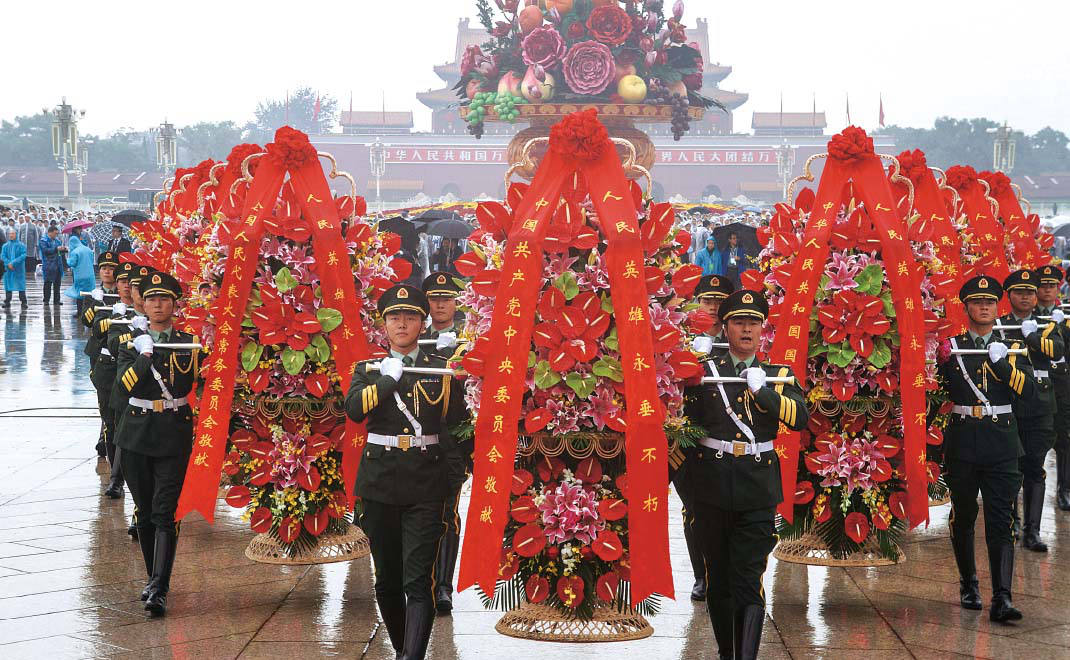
top-left (274, 267), bottom-right (298, 293)
top-left (316, 307), bottom-right (343, 333)
top-left (868, 338), bottom-right (892, 369)
top-left (240, 342), bottom-right (264, 372)
top-left (879, 291), bottom-right (895, 316)
top-left (604, 328), bottom-right (619, 352)
top-left (853, 264), bottom-right (884, 296)
top-left (310, 334), bottom-right (331, 363)
top-left (565, 372), bottom-right (597, 398)
top-left (826, 342), bottom-right (857, 368)
top-left (554, 271), bottom-right (580, 300)
top-left (534, 360), bottom-right (561, 389)
top-left (592, 356), bottom-right (624, 382)
top-left (601, 293), bottom-right (614, 314)
top-left (281, 348), bottom-right (306, 375)
top-left (528, 351), bottom-right (537, 368)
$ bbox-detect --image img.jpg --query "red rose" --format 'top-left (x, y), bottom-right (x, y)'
top-left (586, 5), bottom-right (632, 46)
top-left (522, 26), bottom-right (567, 68)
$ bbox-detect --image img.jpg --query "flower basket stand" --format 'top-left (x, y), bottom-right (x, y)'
top-left (773, 523), bottom-right (904, 567)
top-left (496, 602), bottom-right (653, 643)
top-left (245, 525), bottom-right (371, 565)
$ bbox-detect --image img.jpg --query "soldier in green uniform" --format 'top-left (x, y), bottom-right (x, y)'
top-left (1034, 265), bottom-right (1070, 511)
top-left (82, 251), bottom-right (120, 457)
top-left (111, 265), bottom-right (153, 540)
top-left (417, 270), bottom-right (468, 614)
top-left (96, 261), bottom-right (139, 498)
top-left (940, 275), bottom-right (1034, 622)
top-left (684, 289), bottom-right (809, 660)
top-left (678, 274), bottom-right (735, 602)
top-left (116, 272), bottom-right (201, 617)
top-left (996, 269), bottom-right (1063, 551)
top-left (345, 284), bottom-right (468, 660)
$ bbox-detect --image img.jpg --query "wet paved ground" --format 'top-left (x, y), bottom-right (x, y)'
top-left (3, 278), bottom-right (1070, 659)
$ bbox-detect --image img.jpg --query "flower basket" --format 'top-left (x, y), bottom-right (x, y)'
top-left (244, 523), bottom-right (370, 565)
top-left (495, 601), bottom-right (652, 643)
top-left (772, 520), bottom-right (904, 567)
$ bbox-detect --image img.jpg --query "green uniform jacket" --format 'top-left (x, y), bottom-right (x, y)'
top-left (938, 334), bottom-right (1034, 465)
top-left (81, 287), bottom-right (117, 365)
top-left (114, 328), bottom-right (200, 458)
top-left (345, 351), bottom-right (469, 505)
top-left (89, 309), bottom-right (134, 394)
top-left (1036, 307), bottom-right (1070, 378)
top-left (995, 313), bottom-right (1064, 419)
top-left (683, 355), bottom-right (809, 511)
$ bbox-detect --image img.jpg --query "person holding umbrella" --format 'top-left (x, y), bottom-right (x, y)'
top-left (39, 225), bottom-right (66, 305)
top-left (2, 228), bottom-right (28, 308)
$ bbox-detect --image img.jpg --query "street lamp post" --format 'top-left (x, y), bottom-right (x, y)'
top-left (775, 139), bottom-right (796, 202)
top-left (369, 137), bottom-right (387, 213)
top-left (993, 121), bottom-right (1016, 173)
top-left (48, 97), bottom-right (84, 205)
top-left (156, 120), bottom-right (177, 172)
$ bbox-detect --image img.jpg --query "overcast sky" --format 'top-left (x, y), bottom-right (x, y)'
top-left (2, 0), bottom-right (1067, 137)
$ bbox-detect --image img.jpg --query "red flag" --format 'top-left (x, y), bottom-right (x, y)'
top-left (314, 94), bottom-right (321, 121)
top-left (879, 95), bottom-right (885, 128)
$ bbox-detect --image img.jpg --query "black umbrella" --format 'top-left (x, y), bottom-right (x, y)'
top-left (416, 209), bottom-right (459, 222)
top-left (377, 216), bottom-right (422, 254)
top-left (110, 209), bottom-right (149, 226)
top-left (425, 217), bottom-right (473, 240)
top-left (1051, 223), bottom-right (1070, 240)
top-left (711, 222), bottom-right (760, 260)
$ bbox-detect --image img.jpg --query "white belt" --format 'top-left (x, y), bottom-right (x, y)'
top-left (952, 404), bottom-right (1014, 419)
top-left (99, 348), bottom-right (111, 357)
top-left (128, 396), bottom-right (189, 412)
top-left (1052, 357), bottom-right (1066, 366)
top-left (1034, 370), bottom-right (1049, 379)
top-left (367, 432), bottom-right (439, 451)
top-left (699, 437), bottom-right (775, 457)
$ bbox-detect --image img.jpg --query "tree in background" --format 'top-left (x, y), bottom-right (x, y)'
top-left (179, 121), bottom-right (244, 165)
top-left (883, 118), bottom-right (1070, 176)
top-left (245, 88), bottom-right (337, 144)
top-left (84, 129), bottom-right (154, 171)
top-left (0, 113), bottom-right (54, 167)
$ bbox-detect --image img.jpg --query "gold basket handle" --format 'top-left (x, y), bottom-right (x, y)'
top-left (1011, 182), bottom-right (1031, 216)
top-left (196, 162), bottom-right (227, 210)
top-left (317, 151), bottom-right (359, 213)
top-left (784, 153), bottom-right (826, 203)
top-left (878, 153), bottom-right (914, 213)
top-left (977, 178), bottom-right (1000, 219)
top-left (168, 172), bottom-right (195, 207)
top-left (504, 137), bottom-right (652, 197)
top-left (229, 152), bottom-right (266, 200)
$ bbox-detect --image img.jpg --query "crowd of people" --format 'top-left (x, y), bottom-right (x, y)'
top-left (0, 207), bottom-right (133, 309)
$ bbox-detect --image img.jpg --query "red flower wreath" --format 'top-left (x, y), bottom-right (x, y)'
top-left (827, 126), bottom-right (875, 164)
top-left (549, 109), bottom-right (610, 162)
top-left (266, 126), bottom-right (318, 170)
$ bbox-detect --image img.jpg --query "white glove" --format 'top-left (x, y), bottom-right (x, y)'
top-left (1053, 308), bottom-right (1065, 323)
top-left (691, 336), bottom-right (714, 354)
top-left (436, 332), bottom-right (458, 351)
top-left (91, 288), bottom-right (104, 302)
top-left (744, 366), bottom-right (766, 393)
top-left (133, 334), bottom-right (154, 356)
top-left (131, 316), bottom-right (149, 332)
top-left (111, 302), bottom-right (127, 317)
top-left (379, 357), bottom-right (404, 382)
top-left (988, 341), bottom-right (1009, 363)
top-left (1021, 319), bottom-right (1038, 337)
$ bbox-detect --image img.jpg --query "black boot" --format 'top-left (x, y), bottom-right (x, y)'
top-left (375, 592), bottom-right (407, 657)
top-left (734, 604), bottom-right (765, 660)
top-left (951, 531), bottom-right (982, 610)
top-left (104, 446), bottom-right (124, 499)
top-left (144, 529), bottom-right (177, 616)
top-left (434, 527), bottom-right (459, 615)
top-left (1022, 481), bottom-right (1049, 552)
top-left (706, 597), bottom-right (733, 660)
top-left (1057, 451), bottom-right (1070, 511)
top-left (136, 523), bottom-right (155, 601)
top-left (400, 600), bottom-right (435, 660)
top-left (989, 542), bottom-right (1023, 623)
top-left (682, 513), bottom-right (706, 601)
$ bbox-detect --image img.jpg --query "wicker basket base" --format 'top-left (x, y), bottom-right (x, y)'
top-left (495, 602), bottom-right (653, 643)
top-left (245, 525), bottom-right (371, 565)
top-left (929, 494), bottom-right (951, 507)
top-left (773, 531), bottom-right (904, 567)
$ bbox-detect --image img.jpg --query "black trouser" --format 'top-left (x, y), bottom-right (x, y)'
top-left (671, 469), bottom-right (705, 582)
top-left (1018, 415), bottom-right (1055, 487)
top-left (435, 485), bottom-right (463, 598)
top-left (947, 458), bottom-right (1021, 561)
top-left (42, 279), bottom-right (61, 303)
top-left (1052, 373), bottom-right (1070, 489)
top-left (361, 498), bottom-right (448, 658)
top-left (120, 448), bottom-right (190, 534)
top-left (4, 290), bottom-right (27, 305)
top-left (692, 501), bottom-right (776, 608)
